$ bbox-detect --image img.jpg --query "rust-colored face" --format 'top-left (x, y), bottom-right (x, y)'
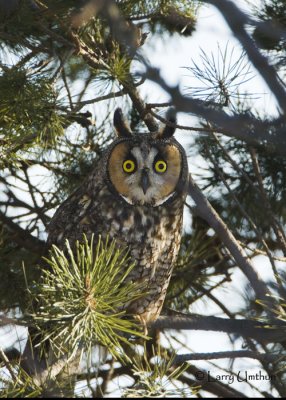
top-left (108, 139), bottom-right (183, 206)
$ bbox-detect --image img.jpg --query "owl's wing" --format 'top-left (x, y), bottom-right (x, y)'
top-left (47, 187), bottom-right (80, 246)
top-left (47, 170), bottom-right (104, 248)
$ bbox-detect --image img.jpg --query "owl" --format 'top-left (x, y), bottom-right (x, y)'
top-left (47, 108), bottom-right (189, 327)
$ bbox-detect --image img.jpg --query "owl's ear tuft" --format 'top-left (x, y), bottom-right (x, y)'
top-left (157, 108), bottom-right (177, 139)
top-left (114, 108), bottom-right (133, 138)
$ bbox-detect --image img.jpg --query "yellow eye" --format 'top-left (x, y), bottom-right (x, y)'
top-left (154, 160), bottom-right (167, 173)
top-left (123, 159), bottom-right (136, 173)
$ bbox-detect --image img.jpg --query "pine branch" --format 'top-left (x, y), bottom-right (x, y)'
top-left (122, 77), bottom-right (159, 132)
top-left (27, 235), bottom-right (146, 360)
top-left (173, 350), bottom-right (281, 364)
top-left (0, 315), bottom-right (27, 327)
top-left (69, 30), bottom-right (110, 71)
top-left (75, 87), bottom-right (129, 110)
top-left (152, 314), bottom-right (286, 343)
top-left (70, 0), bottom-right (159, 132)
top-left (0, 348), bottom-right (18, 382)
top-left (74, 76), bottom-right (145, 111)
top-left (148, 107), bottom-right (224, 133)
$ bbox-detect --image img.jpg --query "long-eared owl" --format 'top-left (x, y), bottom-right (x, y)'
top-left (47, 109), bottom-right (189, 326)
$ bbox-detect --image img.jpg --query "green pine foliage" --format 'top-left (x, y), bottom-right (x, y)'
top-left (124, 346), bottom-right (194, 397)
top-left (0, 364), bottom-right (42, 399)
top-left (28, 235), bottom-right (146, 361)
top-left (0, 67), bottom-right (65, 165)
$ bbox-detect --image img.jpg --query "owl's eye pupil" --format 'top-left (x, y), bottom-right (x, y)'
top-left (123, 159), bottom-right (136, 173)
top-left (154, 160), bottom-right (167, 173)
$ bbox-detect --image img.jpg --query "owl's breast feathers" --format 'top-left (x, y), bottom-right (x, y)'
top-left (47, 183), bottom-right (184, 325)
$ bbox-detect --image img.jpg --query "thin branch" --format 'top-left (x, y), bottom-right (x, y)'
top-left (71, 0), bottom-right (159, 131)
top-left (186, 277), bottom-right (231, 306)
top-left (0, 348), bottom-right (18, 382)
top-left (0, 315), bottom-right (27, 327)
top-left (146, 102), bottom-right (172, 108)
top-left (61, 68), bottom-right (74, 111)
top-left (75, 77), bottom-right (145, 111)
top-left (70, 30), bottom-right (158, 131)
top-left (69, 30), bottom-right (110, 71)
top-left (239, 242), bottom-right (286, 262)
top-left (152, 313), bottom-right (286, 343)
top-left (75, 87), bottom-right (128, 110)
top-left (22, 169), bottom-right (49, 228)
top-left (149, 109), bottom-right (224, 133)
top-left (205, 290), bottom-right (235, 319)
top-left (121, 76), bottom-right (159, 132)
top-left (173, 350), bottom-right (281, 364)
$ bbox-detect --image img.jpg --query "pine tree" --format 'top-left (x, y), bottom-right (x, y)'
top-left (1, 0), bottom-right (286, 397)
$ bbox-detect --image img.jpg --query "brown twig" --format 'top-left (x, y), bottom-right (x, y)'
top-left (173, 350), bottom-right (281, 364)
top-left (148, 109), bottom-right (225, 133)
top-left (152, 313), bottom-right (286, 343)
top-left (0, 347), bottom-right (18, 382)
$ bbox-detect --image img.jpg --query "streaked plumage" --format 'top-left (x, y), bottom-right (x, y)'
top-left (47, 109), bottom-right (188, 326)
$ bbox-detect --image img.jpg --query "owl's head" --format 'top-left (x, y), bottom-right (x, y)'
top-left (106, 108), bottom-right (188, 207)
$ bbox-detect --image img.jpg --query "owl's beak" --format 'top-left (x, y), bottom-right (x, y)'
top-left (140, 169), bottom-right (150, 194)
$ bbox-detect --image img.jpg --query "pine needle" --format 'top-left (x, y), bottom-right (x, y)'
top-left (27, 235), bottom-right (147, 362)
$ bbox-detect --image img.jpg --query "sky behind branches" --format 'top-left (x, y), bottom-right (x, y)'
top-left (141, 0), bottom-right (278, 117)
